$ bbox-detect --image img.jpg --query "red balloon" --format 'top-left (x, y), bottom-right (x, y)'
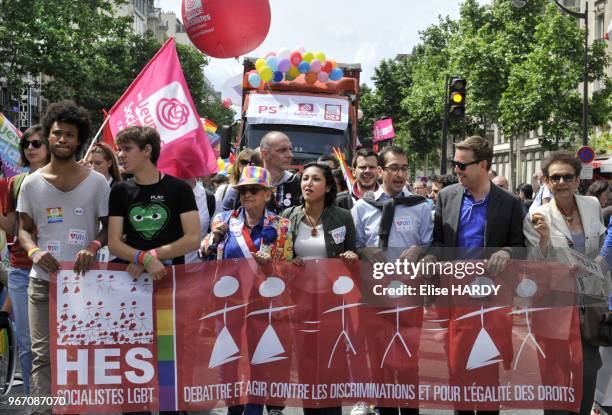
top-left (321, 60), bottom-right (333, 73)
top-left (182, 0), bottom-right (271, 58)
top-left (290, 51), bottom-right (302, 66)
top-left (223, 98), bottom-right (232, 108)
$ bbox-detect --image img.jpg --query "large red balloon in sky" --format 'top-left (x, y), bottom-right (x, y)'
top-left (182, 0), bottom-right (271, 59)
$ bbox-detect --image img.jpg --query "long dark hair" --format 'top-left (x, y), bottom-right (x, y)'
top-left (301, 162), bottom-right (337, 208)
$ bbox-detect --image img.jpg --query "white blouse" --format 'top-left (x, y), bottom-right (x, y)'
top-left (294, 222), bottom-right (327, 260)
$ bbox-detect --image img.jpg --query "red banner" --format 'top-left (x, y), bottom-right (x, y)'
top-left (51, 260), bottom-right (583, 413)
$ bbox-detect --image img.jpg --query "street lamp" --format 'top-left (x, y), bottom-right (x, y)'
top-left (551, 0), bottom-right (589, 146)
top-left (515, 0), bottom-right (589, 145)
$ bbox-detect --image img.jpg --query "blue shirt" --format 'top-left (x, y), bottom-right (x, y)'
top-left (600, 216), bottom-right (612, 268)
top-left (212, 209), bottom-right (265, 259)
top-left (457, 190), bottom-right (489, 252)
top-left (351, 187), bottom-right (433, 259)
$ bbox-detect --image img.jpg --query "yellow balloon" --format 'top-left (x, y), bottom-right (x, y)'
top-left (314, 52), bottom-right (326, 62)
top-left (217, 158), bottom-right (225, 170)
top-left (255, 58), bottom-right (267, 71)
top-left (260, 67), bottom-right (273, 82)
top-left (302, 52), bottom-right (314, 63)
top-left (287, 65), bottom-right (300, 78)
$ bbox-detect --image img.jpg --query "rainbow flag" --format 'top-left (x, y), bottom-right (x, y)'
top-left (333, 147), bottom-right (355, 190)
top-left (156, 270), bottom-right (178, 410)
top-left (203, 118), bottom-right (218, 134)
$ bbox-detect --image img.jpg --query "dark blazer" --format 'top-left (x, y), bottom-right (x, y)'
top-left (432, 182), bottom-right (525, 257)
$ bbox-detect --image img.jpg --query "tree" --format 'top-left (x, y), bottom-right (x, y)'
top-left (0, 0), bottom-right (234, 130)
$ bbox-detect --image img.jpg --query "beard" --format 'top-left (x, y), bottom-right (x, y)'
top-left (51, 144), bottom-right (79, 160)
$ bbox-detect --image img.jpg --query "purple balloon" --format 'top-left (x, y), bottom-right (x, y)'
top-left (273, 70), bottom-right (284, 82)
top-left (310, 59), bottom-right (322, 73)
top-left (298, 61), bottom-right (310, 74)
top-left (277, 58), bottom-right (291, 73)
top-left (317, 71), bottom-right (329, 82)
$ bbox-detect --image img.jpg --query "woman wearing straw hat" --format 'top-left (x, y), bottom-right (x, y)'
top-left (200, 165), bottom-right (292, 262)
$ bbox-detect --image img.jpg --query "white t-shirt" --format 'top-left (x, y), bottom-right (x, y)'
top-left (293, 222), bottom-right (327, 260)
top-left (17, 170), bottom-right (110, 281)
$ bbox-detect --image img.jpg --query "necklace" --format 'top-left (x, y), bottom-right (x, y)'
top-left (304, 213), bottom-right (321, 237)
top-left (558, 204), bottom-right (577, 223)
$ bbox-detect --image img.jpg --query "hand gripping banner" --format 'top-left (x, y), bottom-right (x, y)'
top-left (50, 259), bottom-right (584, 413)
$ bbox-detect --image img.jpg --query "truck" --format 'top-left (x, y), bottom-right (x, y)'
top-left (219, 57), bottom-right (362, 167)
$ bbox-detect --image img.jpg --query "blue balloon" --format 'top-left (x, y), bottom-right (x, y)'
top-left (329, 67), bottom-right (343, 81)
top-left (297, 61), bottom-right (310, 74)
top-left (273, 70), bottom-right (284, 82)
top-left (266, 56), bottom-right (278, 72)
top-left (248, 73), bottom-right (261, 88)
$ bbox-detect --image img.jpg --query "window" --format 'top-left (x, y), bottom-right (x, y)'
top-left (595, 12), bottom-right (605, 40)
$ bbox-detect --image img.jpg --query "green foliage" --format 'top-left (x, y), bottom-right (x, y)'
top-left (361, 0), bottom-right (611, 171)
top-left (0, 0), bottom-right (234, 129)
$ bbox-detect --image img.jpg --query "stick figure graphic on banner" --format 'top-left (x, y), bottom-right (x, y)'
top-left (247, 276), bottom-right (296, 365)
top-left (324, 275), bottom-right (364, 368)
top-left (200, 275), bottom-right (248, 368)
top-left (377, 280), bottom-right (420, 368)
top-left (509, 277), bottom-right (548, 370)
top-left (455, 304), bottom-right (506, 370)
top-left (56, 269), bottom-right (153, 345)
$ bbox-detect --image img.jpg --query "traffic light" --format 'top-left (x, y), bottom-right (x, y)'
top-left (448, 78), bottom-right (466, 117)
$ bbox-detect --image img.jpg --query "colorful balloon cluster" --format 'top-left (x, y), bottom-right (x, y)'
top-left (247, 47), bottom-right (344, 88)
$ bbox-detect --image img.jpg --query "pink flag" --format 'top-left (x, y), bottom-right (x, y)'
top-left (373, 117), bottom-right (395, 143)
top-left (108, 38), bottom-right (218, 178)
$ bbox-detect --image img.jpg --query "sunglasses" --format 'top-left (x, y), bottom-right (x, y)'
top-left (549, 174), bottom-right (575, 183)
top-left (451, 159), bottom-right (481, 170)
top-left (21, 139), bottom-right (43, 149)
top-left (238, 186), bottom-right (264, 195)
top-left (239, 159), bottom-right (254, 166)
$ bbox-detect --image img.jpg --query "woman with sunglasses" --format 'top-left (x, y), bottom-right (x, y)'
top-left (201, 165), bottom-right (292, 262)
top-left (217, 149), bottom-right (262, 211)
top-left (200, 166), bottom-right (292, 415)
top-left (85, 142), bottom-right (122, 187)
top-left (0, 125), bottom-right (49, 395)
top-left (524, 150), bottom-right (607, 415)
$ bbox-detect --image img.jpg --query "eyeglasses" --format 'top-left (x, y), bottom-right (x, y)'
top-left (238, 186), bottom-right (264, 195)
top-left (383, 165), bottom-right (409, 174)
top-left (451, 159), bottom-right (481, 170)
top-left (21, 139), bottom-right (43, 149)
top-left (549, 174), bottom-right (575, 183)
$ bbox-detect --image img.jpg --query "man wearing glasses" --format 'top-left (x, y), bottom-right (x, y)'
top-left (352, 146), bottom-right (433, 263)
top-left (431, 135), bottom-right (524, 415)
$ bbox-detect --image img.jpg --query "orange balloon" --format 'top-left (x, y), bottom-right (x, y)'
top-left (305, 72), bottom-right (318, 84)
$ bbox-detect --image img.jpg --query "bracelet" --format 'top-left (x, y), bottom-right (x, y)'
top-left (90, 240), bottom-right (102, 250)
top-left (27, 247), bottom-right (42, 258)
top-left (137, 251), bottom-right (147, 265)
top-left (148, 249), bottom-right (158, 259)
top-left (143, 253), bottom-right (154, 268)
top-left (133, 250), bottom-right (142, 265)
top-left (87, 241), bottom-right (102, 252)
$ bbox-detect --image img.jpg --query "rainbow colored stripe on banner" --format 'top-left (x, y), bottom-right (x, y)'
top-left (156, 270), bottom-right (177, 411)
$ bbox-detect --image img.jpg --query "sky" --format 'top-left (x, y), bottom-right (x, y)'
top-left (156, 0), bottom-right (470, 94)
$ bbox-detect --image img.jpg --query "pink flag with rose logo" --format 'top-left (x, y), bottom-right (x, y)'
top-left (108, 38), bottom-right (218, 178)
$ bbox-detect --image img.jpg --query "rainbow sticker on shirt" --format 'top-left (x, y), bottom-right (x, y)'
top-left (46, 207), bottom-right (63, 224)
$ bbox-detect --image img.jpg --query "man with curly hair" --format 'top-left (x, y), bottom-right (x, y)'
top-left (17, 101), bottom-right (110, 414)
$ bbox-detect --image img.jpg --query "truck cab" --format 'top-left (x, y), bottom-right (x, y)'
top-left (220, 57), bottom-right (361, 167)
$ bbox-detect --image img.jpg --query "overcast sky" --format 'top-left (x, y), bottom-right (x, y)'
top-left (156, 0), bottom-right (471, 93)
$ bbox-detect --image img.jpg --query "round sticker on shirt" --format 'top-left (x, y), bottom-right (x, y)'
top-left (394, 216), bottom-right (413, 232)
top-left (74, 207), bottom-right (84, 216)
top-left (283, 199), bottom-right (291, 207)
top-left (229, 218), bottom-right (242, 233)
top-left (285, 193), bottom-right (292, 199)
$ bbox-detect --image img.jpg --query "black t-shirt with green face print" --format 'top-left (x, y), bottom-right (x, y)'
top-left (109, 174), bottom-right (198, 264)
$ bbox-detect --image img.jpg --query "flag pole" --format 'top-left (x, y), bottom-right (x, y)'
top-left (83, 116), bottom-right (110, 160)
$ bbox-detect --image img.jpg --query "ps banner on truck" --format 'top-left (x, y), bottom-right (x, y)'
top-left (51, 259), bottom-right (584, 413)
